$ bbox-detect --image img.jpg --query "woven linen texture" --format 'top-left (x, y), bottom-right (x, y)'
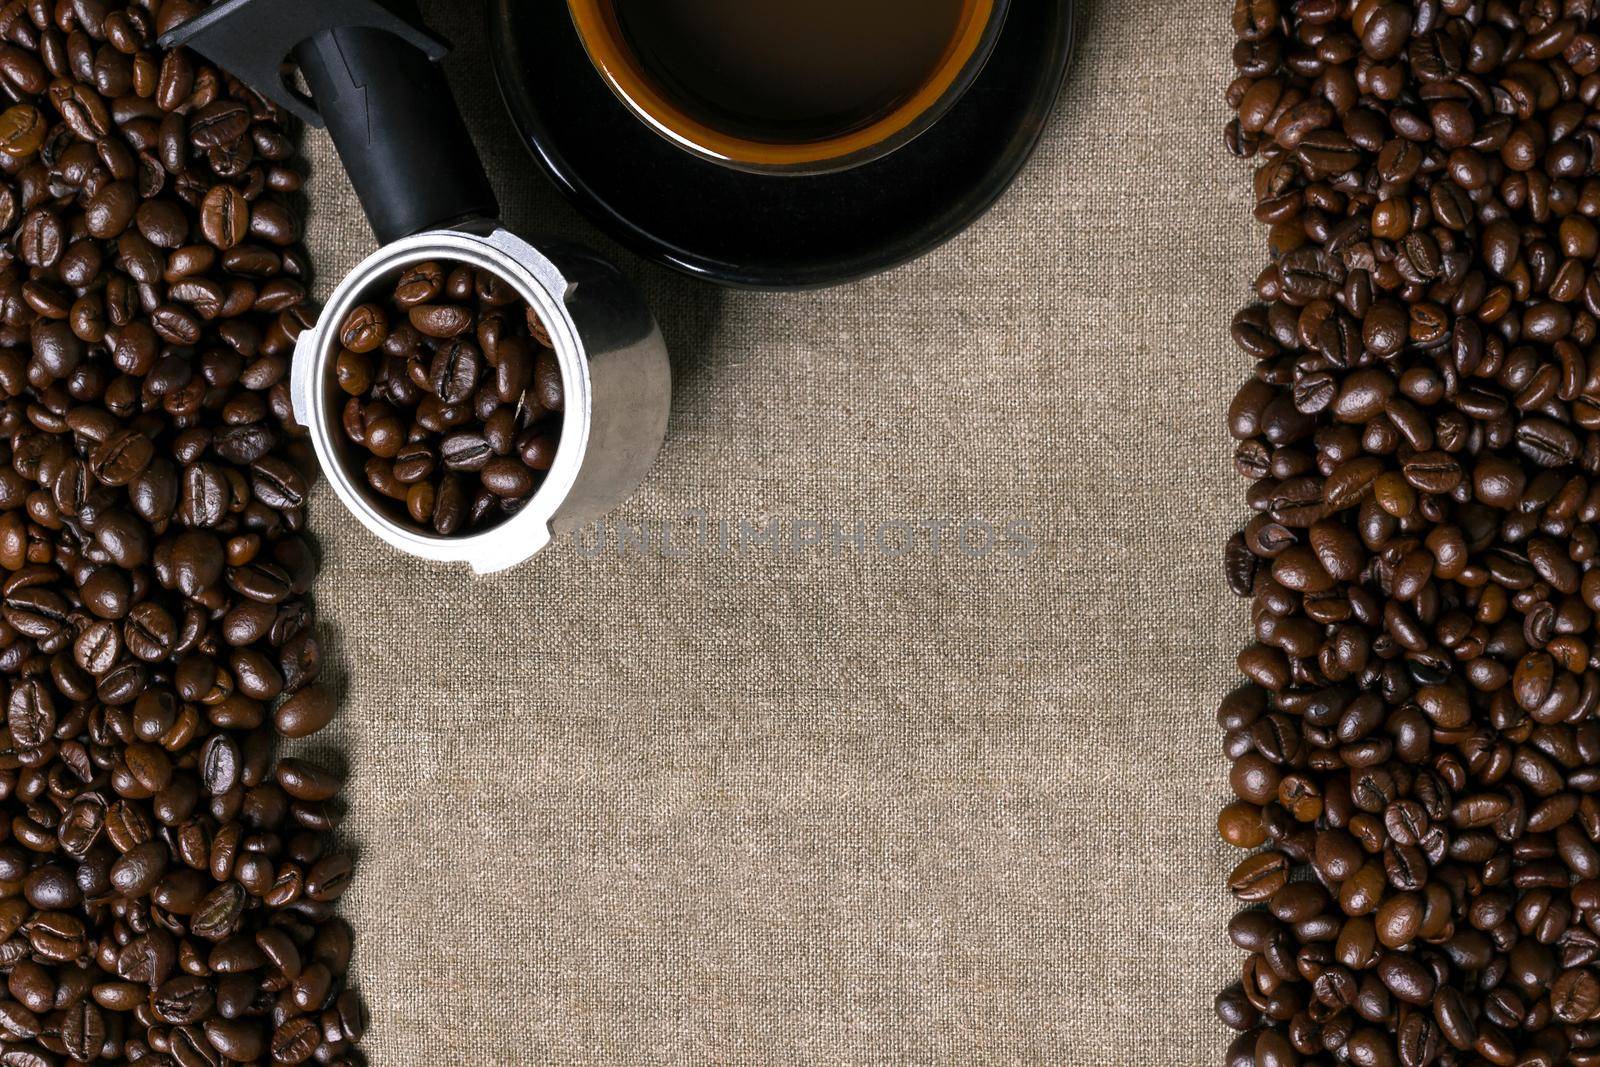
top-left (304, 3), bottom-right (1254, 1063)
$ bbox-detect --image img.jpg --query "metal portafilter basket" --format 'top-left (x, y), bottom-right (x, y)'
top-left (160, 0), bottom-right (671, 574)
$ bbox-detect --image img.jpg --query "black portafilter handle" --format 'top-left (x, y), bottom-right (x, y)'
top-left (159, 0), bottom-right (498, 246)
top-left (293, 19), bottom-right (498, 244)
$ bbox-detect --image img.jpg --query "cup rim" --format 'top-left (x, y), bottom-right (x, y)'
top-left (290, 225), bottom-right (590, 574)
top-left (566, 0), bottom-right (1010, 175)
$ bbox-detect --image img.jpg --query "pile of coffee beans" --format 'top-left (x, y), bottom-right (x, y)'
top-left (1219, 4), bottom-right (1600, 1066)
top-left (333, 264), bottom-right (563, 535)
top-left (0, 0), bottom-right (369, 1063)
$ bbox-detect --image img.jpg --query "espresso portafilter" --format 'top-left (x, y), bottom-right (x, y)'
top-left (160, 0), bottom-right (671, 573)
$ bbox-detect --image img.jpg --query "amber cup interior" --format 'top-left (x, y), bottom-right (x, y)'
top-left (566, 0), bottom-right (1008, 175)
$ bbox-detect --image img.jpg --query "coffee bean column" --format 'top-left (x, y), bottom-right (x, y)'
top-left (0, 0), bottom-right (368, 1063)
top-left (1219, 3), bottom-right (1600, 1066)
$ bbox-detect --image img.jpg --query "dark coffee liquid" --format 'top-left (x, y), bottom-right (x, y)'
top-left (611, 0), bottom-right (970, 143)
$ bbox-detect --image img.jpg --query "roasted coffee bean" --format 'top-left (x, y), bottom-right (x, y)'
top-left (108, 840), bottom-right (166, 898)
top-left (203, 1016), bottom-right (264, 1061)
top-left (440, 431), bottom-right (492, 472)
top-left (481, 456), bottom-right (534, 499)
top-left (305, 853), bottom-right (351, 902)
top-left (332, 264), bottom-right (563, 532)
top-left (408, 303), bottom-right (472, 338)
top-left (275, 758), bottom-right (341, 802)
top-left (338, 303), bottom-right (388, 354)
top-left (17, 212), bottom-right (62, 274)
top-left (1228, 850), bottom-right (1289, 901)
top-left (0, 105), bottom-right (45, 158)
top-left (273, 684), bottom-right (334, 740)
top-left (534, 351), bottom-right (564, 412)
top-left (250, 455), bottom-right (306, 511)
top-left (272, 1014), bottom-right (319, 1064)
top-left (394, 260), bottom-right (443, 307)
top-left (429, 337), bottom-right (480, 404)
top-left (197, 183), bottom-right (246, 249)
top-left (520, 429), bottom-right (558, 471)
top-left (494, 335), bottom-right (533, 404)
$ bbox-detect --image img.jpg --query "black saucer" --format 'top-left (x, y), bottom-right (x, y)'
top-left (484, 1), bottom-right (1076, 290)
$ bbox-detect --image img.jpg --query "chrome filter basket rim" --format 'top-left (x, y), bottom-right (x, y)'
top-left (290, 225), bottom-right (591, 574)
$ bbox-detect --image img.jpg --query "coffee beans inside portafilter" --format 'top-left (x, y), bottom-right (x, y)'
top-left (1221, 4), bottom-right (1600, 1067)
top-left (332, 263), bottom-right (563, 535)
top-left (0, 0), bottom-right (368, 1063)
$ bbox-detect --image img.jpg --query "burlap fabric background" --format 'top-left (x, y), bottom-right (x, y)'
top-left (297, 2), bottom-right (1258, 1064)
